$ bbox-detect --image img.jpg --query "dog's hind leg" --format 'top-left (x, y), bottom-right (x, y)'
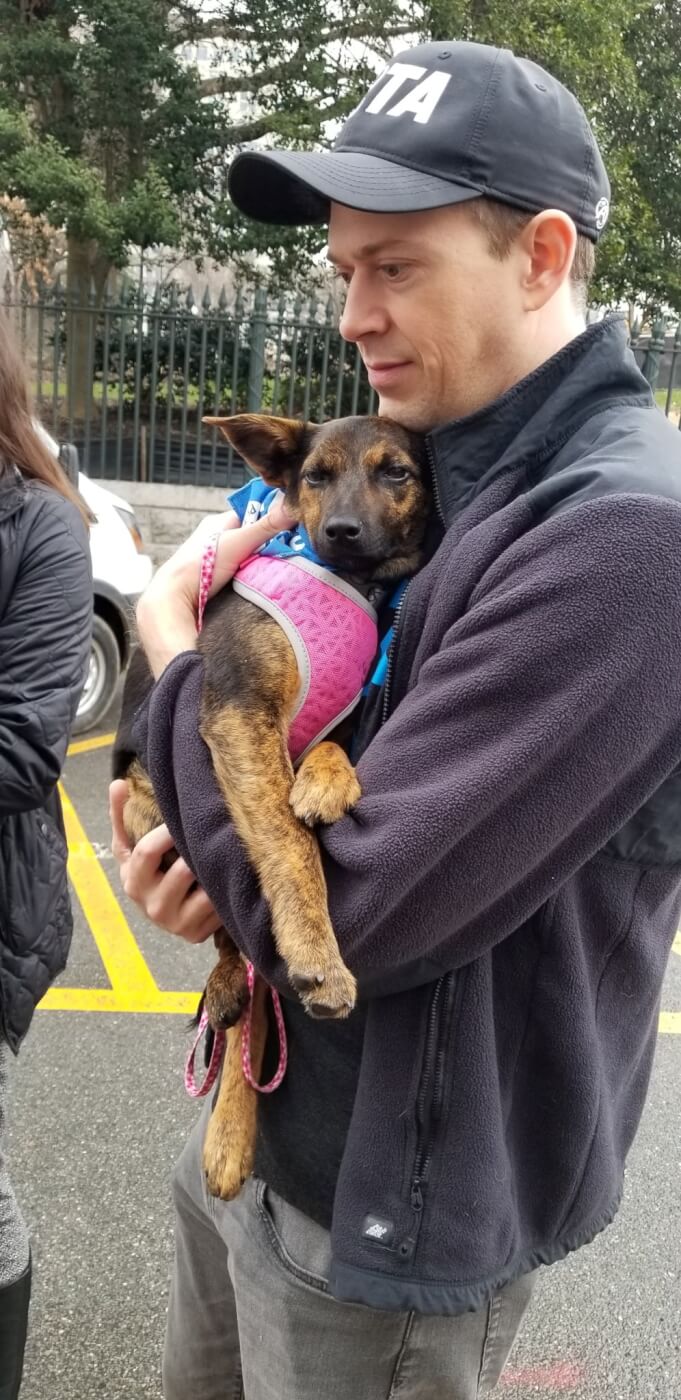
top-left (202, 979), bottom-right (267, 1200)
top-left (204, 930), bottom-right (249, 1031)
top-left (122, 759), bottom-right (165, 848)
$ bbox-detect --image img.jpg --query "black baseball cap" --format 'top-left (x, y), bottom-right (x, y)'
top-left (228, 41), bottom-right (611, 242)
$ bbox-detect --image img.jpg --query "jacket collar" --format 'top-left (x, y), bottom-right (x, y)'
top-left (426, 316), bottom-right (652, 526)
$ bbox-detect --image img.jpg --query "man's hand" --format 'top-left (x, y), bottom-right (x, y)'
top-left (109, 779), bottom-right (222, 944)
top-left (137, 493), bottom-right (297, 678)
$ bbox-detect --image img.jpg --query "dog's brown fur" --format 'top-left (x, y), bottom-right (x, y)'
top-left (114, 414), bottom-right (430, 1201)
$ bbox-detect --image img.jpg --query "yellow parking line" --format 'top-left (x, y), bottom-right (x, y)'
top-left (67, 733), bottom-right (116, 757)
top-left (673, 932), bottom-right (681, 958)
top-left (58, 781), bottom-right (159, 1003)
top-left (39, 782), bottom-right (201, 1015)
top-left (40, 987), bottom-right (200, 1015)
top-left (659, 1012), bottom-right (681, 1035)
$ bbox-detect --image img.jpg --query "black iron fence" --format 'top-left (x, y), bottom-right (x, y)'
top-left (5, 279), bottom-right (377, 489)
top-left (4, 279), bottom-right (680, 489)
top-left (630, 317), bottom-right (681, 417)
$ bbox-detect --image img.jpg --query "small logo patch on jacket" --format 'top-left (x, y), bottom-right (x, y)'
top-left (362, 1214), bottom-right (395, 1246)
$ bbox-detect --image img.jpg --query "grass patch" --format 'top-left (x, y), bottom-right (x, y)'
top-left (656, 388), bottom-right (681, 415)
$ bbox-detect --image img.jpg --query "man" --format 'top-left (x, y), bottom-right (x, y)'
top-left (110, 41), bottom-right (681, 1400)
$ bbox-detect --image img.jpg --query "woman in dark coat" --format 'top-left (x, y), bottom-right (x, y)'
top-left (0, 318), bottom-right (92, 1399)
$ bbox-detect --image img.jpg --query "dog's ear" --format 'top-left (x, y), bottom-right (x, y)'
top-left (203, 414), bottom-right (314, 487)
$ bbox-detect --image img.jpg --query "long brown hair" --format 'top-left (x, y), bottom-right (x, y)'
top-left (0, 312), bottom-right (90, 527)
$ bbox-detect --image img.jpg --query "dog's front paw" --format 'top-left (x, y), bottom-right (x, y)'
top-left (289, 954), bottom-right (357, 1020)
top-left (290, 748), bottom-right (361, 827)
top-left (203, 1112), bottom-right (253, 1202)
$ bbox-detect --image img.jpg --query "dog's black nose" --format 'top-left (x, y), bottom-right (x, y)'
top-left (324, 516), bottom-right (362, 544)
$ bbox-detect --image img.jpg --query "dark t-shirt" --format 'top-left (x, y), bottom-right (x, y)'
top-left (253, 995), bottom-right (368, 1227)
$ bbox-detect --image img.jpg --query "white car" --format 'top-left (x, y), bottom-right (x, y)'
top-left (38, 427), bottom-right (154, 733)
top-left (75, 472), bottom-right (153, 733)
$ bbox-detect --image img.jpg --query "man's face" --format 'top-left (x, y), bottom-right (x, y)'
top-left (328, 202), bottom-right (527, 431)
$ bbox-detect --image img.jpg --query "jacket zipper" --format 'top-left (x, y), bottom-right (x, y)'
top-left (381, 437), bottom-right (444, 725)
top-left (402, 970), bottom-right (459, 1258)
top-left (410, 976), bottom-right (445, 1210)
top-left (426, 437), bottom-right (445, 527)
top-left (381, 582), bottom-right (410, 723)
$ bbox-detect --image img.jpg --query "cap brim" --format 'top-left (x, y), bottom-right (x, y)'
top-left (228, 149), bottom-right (483, 225)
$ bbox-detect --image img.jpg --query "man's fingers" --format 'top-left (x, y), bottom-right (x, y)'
top-left (209, 493), bottom-right (299, 595)
top-left (120, 822), bottom-right (182, 904)
top-left (265, 492), bottom-right (298, 533)
top-left (146, 848), bottom-right (199, 906)
top-left (134, 847), bottom-right (220, 939)
top-left (132, 821), bottom-right (179, 865)
top-left (172, 887), bottom-right (223, 944)
top-left (109, 779), bottom-right (221, 942)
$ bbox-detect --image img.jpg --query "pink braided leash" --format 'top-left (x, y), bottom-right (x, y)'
top-left (185, 530), bottom-right (288, 1099)
top-left (241, 960), bottom-right (288, 1092)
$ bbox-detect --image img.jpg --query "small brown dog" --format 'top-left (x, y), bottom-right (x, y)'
top-left (113, 413), bottom-right (431, 1200)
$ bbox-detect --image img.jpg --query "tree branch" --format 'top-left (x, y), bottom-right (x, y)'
top-left (318, 20), bottom-right (415, 45)
top-left (200, 60), bottom-right (294, 97)
top-left (220, 115), bottom-right (276, 145)
top-left (186, 20), bottom-right (256, 43)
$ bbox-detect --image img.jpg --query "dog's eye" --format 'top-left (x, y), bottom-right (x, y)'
top-left (302, 467), bottom-right (330, 487)
top-left (381, 463), bottom-right (410, 483)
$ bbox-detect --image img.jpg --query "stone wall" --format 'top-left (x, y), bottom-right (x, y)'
top-left (90, 479), bottom-right (230, 567)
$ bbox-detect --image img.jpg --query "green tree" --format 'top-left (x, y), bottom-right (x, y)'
top-left (610, 0), bottom-right (681, 315)
top-left (177, 0), bottom-right (419, 283)
top-left (0, 1), bottom-right (413, 409)
top-left (0, 0), bottom-right (217, 413)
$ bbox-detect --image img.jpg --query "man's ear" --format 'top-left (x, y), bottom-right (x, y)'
top-left (203, 414), bottom-right (314, 487)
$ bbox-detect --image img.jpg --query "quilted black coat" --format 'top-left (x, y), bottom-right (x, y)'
top-left (0, 469), bottom-right (92, 1052)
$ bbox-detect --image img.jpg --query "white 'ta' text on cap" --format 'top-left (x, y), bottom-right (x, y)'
top-left (364, 63), bottom-right (451, 125)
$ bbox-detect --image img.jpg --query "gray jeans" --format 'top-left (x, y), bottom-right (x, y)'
top-left (163, 1098), bottom-right (535, 1400)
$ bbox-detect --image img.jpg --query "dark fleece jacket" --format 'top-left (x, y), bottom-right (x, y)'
top-left (134, 317), bottom-right (681, 1313)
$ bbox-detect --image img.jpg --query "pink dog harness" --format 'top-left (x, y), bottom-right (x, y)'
top-left (232, 553), bottom-right (379, 764)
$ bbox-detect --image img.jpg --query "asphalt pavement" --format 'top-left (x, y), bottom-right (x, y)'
top-left (7, 695), bottom-right (681, 1400)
